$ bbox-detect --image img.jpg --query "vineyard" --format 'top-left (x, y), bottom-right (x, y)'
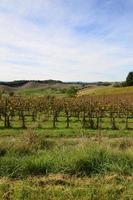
top-left (0, 92), bottom-right (133, 199)
top-left (0, 94), bottom-right (133, 130)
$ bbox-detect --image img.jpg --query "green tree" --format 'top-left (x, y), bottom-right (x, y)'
top-left (126, 72), bottom-right (133, 86)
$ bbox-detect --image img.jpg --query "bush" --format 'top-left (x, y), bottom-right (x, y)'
top-left (66, 87), bottom-right (78, 97)
top-left (113, 82), bottom-right (122, 87)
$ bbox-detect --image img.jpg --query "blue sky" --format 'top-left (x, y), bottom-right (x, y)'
top-left (0, 0), bottom-right (133, 82)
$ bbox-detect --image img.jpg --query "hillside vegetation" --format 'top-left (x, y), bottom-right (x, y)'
top-left (15, 83), bottom-right (81, 97)
top-left (0, 80), bottom-right (82, 97)
top-left (78, 85), bottom-right (133, 96)
top-left (2, 79), bottom-right (132, 98)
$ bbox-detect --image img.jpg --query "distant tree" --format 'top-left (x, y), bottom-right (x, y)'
top-left (113, 82), bottom-right (121, 87)
top-left (121, 81), bottom-right (127, 87)
top-left (126, 72), bottom-right (133, 86)
top-left (97, 82), bottom-right (112, 86)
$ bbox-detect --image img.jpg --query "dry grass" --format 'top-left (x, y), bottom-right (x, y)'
top-left (78, 85), bottom-right (133, 96)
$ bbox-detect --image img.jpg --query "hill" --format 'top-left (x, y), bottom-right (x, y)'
top-left (78, 85), bottom-right (133, 96)
top-left (0, 80), bottom-right (63, 88)
top-left (1, 80), bottom-right (132, 97)
top-left (0, 80), bottom-right (83, 96)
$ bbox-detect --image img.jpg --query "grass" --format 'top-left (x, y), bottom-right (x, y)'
top-left (78, 85), bottom-right (133, 96)
top-left (0, 132), bottom-right (133, 199)
top-left (0, 174), bottom-right (130, 199)
top-left (0, 131), bottom-right (133, 178)
top-left (0, 115), bottom-right (132, 136)
top-left (16, 87), bottom-right (68, 97)
top-left (0, 129), bottom-right (133, 199)
top-left (15, 88), bottom-right (73, 97)
top-left (0, 174), bottom-right (133, 200)
top-left (0, 127), bottom-right (133, 139)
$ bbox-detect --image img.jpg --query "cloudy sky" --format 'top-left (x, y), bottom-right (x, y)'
top-left (0, 0), bottom-right (133, 82)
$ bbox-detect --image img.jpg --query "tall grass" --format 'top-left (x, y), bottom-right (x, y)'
top-left (0, 138), bottom-right (133, 178)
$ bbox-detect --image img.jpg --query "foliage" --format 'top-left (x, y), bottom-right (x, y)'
top-left (0, 94), bottom-right (132, 129)
top-left (66, 86), bottom-right (78, 97)
top-left (126, 72), bottom-right (133, 86)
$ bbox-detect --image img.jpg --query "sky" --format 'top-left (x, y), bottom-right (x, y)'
top-left (0, 0), bottom-right (133, 82)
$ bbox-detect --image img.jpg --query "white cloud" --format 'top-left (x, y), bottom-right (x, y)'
top-left (0, 0), bottom-right (132, 81)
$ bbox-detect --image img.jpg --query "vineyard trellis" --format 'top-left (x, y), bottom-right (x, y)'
top-left (0, 94), bottom-right (132, 129)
